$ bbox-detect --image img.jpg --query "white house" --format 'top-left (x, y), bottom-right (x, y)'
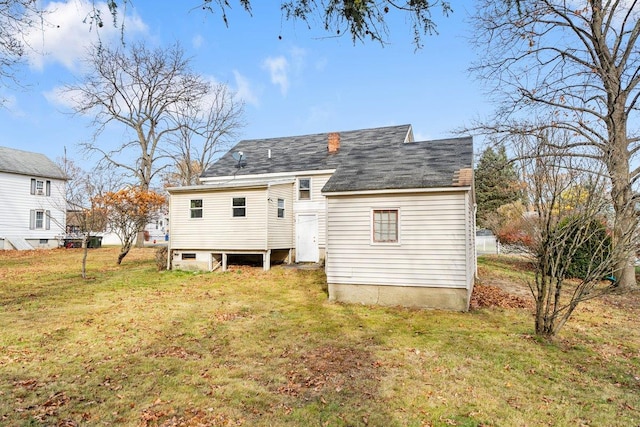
top-left (167, 124), bottom-right (475, 310)
top-left (0, 146), bottom-right (67, 250)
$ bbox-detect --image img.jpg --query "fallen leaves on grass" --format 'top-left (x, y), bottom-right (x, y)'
top-left (148, 346), bottom-right (203, 360)
top-left (139, 407), bottom-right (244, 427)
top-left (470, 284), bottom-right (533, 310)
top-left (277, 344), bottom-right (381, 399)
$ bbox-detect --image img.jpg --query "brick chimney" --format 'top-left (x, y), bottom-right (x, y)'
top-left (328, 132), bottom-right (340, 153)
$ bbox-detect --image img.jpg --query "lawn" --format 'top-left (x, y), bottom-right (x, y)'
top-left (0, 248), bottom-right (639, 426)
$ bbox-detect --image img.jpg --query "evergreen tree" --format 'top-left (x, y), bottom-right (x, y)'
top-left (475, 144), bottom-right (521, 229)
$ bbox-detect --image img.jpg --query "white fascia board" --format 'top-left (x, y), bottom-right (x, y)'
top-left (322, 186), bottom-right (472, 197)
top-left (199, 169), bottom-right (336, 184)
top-left (167, 177), bottom-right (299, 193)
top-left (167, 182), bottom-right (268, 193)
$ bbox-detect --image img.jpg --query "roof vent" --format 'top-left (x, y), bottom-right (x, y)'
top-left (328, 132), bottom-right (340, 153)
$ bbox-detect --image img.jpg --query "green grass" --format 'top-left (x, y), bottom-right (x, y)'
top-left (1, 248), bottom-right (639, 426)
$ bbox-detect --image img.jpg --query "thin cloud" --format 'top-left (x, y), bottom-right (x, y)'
top-left (262, 56), bottom-right (289, 96)
top-left (43, 85), bottom-right (79, 110)
top-left (192, 34), bottom-right (204, 49)
top-left (233, 70), bottom-right (259, 107)
top-left (23, 0), bottom-right (147, 72)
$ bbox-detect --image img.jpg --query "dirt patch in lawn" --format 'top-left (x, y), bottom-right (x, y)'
top-left (276, 343), bottom-right (382, 400)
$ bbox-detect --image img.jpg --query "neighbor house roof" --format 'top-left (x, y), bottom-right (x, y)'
top-left (0, 146), bottom-right (66, 180)
top-left (322, 137), bottom-right (473, 193)
top-left (200, 124), bottom-right (414, 178)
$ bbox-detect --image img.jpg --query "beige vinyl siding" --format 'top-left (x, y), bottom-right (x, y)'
top-left (325, 191), bottom-right (471, 289)
top-left (294, 173), bottom-right (331, 247)
top-left (170, 188), bottom-right (268, 250)
top-left (267, 183), bottom-right (294, 248)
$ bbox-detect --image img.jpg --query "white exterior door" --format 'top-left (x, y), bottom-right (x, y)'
top-left (296, 213), bottom-right (319, 262)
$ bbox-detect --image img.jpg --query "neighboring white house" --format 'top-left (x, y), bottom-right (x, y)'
top-left (167, 124), bottom-right (475, 310)
top-left (0, 146), bottom-right (67, 250)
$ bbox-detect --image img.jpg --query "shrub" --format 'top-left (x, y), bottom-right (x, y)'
top-left (556, 217), bottom-right (611, 280)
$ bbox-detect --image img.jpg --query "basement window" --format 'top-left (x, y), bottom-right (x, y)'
top-left (181, 253), bottom-right (196, 260)
top-left (372, 209), bottom-right (399, 243)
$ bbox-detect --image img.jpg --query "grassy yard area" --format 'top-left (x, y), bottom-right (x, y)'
top-left (0, 248), bottom-right (639, 426)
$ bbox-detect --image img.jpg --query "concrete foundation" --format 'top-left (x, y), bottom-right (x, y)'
top-left (328, 283), bottom-right (471, 311)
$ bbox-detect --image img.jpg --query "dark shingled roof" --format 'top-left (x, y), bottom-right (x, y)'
top-left (322, 137), bottom-right (473, 193)
top-left (0, 146), bottom-right (66, 179)
top-left (200, 124), bottom-right (413, 178)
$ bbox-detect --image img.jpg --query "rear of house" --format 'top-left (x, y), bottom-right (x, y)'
top-left (322, 137), bottom-right (475, 311)
top-left (167, 125), bottom-right (475, 310)
top-left (0, 147), bottom-right (67, 250)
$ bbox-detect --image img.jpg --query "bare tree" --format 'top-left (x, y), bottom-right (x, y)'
top-left (58, 155), bottom-right (121, 279)
top-left (512, 128), bottom-right (635, 336)
top-left (69, 42), bottom-right (230, 190)
top-left (68, 42), bottom-right (243, 244)
top-left (471, 1), bottom-right (640, 288)
top-left (164, 84), bottom-right (244, 186)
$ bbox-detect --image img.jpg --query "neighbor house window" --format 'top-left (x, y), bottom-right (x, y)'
top-left (190, 199), bottom-right (203, 218)
top-left (298, 178), bottom-right (311, 200)
top-left (30, 179), bottom-right (50, 196)
top-left (372, 209), bottom-right (398, 243)
top-left (233, 197), bottom-right (246, 217)
top-left (30, 209), bottom-right (50, 230)
top-left (277, 198), bottom-right (285, 218)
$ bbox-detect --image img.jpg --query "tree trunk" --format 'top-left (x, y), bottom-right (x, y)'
top-left (135, 230), bottom-right (145, 248)
top-left (117, 242), bottom-right (131, 265)
top-left (606, 112), bottom-right (637, 289)
top-left (82, 235), bottom-right (89, 279)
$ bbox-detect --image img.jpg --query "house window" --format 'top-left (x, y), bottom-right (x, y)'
top-left (30, 179), bottom-right (51, 196)
top-left (39, 239), bottom-right (48, 244)
top-left (30, 209), bottom-right (50, 230)
top-left (233, 197), bottom-right (246, 217)
top-left (190, 199), bottom-right (203, 218)
top-left (277, 198), bottom-right (285, 218)
top-left (298, 178), bottom-right (311, 200)
top-left (372, 209), bottom-right (399, 243)
top-left (181, 253), bottom-right (196, 260)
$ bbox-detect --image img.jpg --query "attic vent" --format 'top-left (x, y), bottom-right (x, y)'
top-left (452, 168), bottom-right (473, 187)
top-left (328, 132), bottom-right (340, 153)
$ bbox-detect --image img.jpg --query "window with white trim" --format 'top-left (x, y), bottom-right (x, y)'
top-left (30, 179), bottom-right (51, 196)
top-left (277, 198), bottom-right (285, 218)
top-left (233, 197), bottom-right (246, 217)
top-left (298, 178), bottom-right (311, 200)
top-left (190, 199), bottom-right (203, 218)
top-left (30, 209), bottom-right (51, 230)
top-left (372, 209), bottom-right (398, 243)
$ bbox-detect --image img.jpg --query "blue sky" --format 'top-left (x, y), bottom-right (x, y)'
top-left (0, 0), bottom-right (489, 167)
